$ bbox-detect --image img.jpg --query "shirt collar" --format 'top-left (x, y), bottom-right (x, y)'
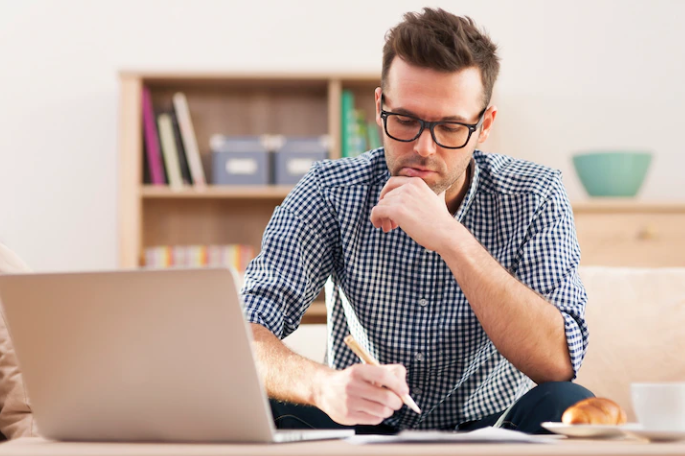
top-left (454, 155), bottom-right (480, 222)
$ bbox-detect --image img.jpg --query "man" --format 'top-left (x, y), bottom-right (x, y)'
top-left (242, 8), bottom-right (592, 434)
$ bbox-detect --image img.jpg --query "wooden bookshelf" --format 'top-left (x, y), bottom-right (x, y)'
top-left (118, 71), bottom-right (380, 323)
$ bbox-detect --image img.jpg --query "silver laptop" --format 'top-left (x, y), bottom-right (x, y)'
top-left (0, 268), bottom-right (353, 443)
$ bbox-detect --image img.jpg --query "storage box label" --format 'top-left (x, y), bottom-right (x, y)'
top-left (287, 158), bottom-right (314, 175)
top-left (226, 159), bottom-right (258, 175)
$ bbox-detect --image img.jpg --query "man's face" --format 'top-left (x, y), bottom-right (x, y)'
top-left (375, 58), bottom-right (495, 205)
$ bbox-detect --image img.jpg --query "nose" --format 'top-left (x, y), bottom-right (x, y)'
top-left (413, 127), bottom-right (438, 158)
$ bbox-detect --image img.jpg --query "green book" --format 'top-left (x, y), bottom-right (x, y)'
top-left (367, 120), bottom-right (382, 150)
top-left (341, 90), bottom-right (356, 158)
top-left (354, 110), bottom-right (368, 156)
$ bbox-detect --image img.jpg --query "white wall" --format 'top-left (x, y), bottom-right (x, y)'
top-left (1, 0), bottom-right (683, 271)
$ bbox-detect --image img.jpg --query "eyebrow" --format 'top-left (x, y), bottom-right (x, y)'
top-left (391, 106), bottom-right (470, 123)
top-left (382, 96), bottom-right (471, 123)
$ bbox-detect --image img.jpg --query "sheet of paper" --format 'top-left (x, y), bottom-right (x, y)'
top-left (346, 426), bottom-right (559, 444)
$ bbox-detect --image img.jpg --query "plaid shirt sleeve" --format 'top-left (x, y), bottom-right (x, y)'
top-left (241, 164), bottom-right (339, 339)
top-left (513, 172), bottom-right (589, 377)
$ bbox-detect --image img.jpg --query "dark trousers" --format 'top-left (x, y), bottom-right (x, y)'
top-left (269, 399), bottom-right (397, 435)
top-left (457, 381), bottom-right (594, 434)
top-left (270, 381), bottom-right (594, 435)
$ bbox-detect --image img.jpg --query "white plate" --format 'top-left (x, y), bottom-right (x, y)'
top-left (541, 422), bottom-right (637, 439)
top-left (622, 427), bottom-right (685, 442)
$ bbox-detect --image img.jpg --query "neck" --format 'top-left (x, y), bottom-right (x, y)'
top-left (445, 162), bottom-right (472, 215)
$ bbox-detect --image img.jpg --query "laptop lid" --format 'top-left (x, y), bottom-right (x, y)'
top-left (0, 268), bottom-right (281, 442)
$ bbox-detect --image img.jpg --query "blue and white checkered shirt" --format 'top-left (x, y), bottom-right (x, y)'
top-left (242, 148), bottom-right (589, 431)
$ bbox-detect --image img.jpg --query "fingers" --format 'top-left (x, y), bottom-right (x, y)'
top-left (321, 364), bottom-right (410, 426)
top-left (352, 395), bottom-right (397, 420)
top-left (387, 364), bottom-right (409, 384)
top-left (378, 176), bottom-right (415, 200)
top-left (370, 205), bottom-right (393, 231)
top-left (377, 364), bottom-right (409, 398)
top-left (346, 379), bottom-right (404, 411)
top-left (352, 364), bottom-right (409, 399)
top-left (374, 177), bottom-right (426, 232)
top-left (370, 203), bottom-right (403, 232)
top-left (349, 411), bottom-right (388, 426)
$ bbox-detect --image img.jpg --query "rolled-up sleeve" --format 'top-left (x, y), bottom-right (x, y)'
top-left (241, 164), bottom-right (338, 339)
top-left (514, 174), bottom-right (589, 377)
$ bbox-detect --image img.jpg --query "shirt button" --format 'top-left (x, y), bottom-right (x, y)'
top-left (418, 299), bottom-right (428, 307)
top-left (415, 352), bottom-right (424, 362)
top-left (413, 387), bottom-right (422, 395)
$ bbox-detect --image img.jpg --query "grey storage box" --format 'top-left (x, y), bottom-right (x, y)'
top-left (274, 136), bottom-right (330, 185)
top-left (211, 135), bottom-right (271, 185)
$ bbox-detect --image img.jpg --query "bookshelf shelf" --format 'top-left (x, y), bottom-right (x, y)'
top-left (301, 302), bottom-right (327, 325)
top-left (119, 71), bottom-right (380, 324)
top-left (140, 185), bottom-right (295, 200)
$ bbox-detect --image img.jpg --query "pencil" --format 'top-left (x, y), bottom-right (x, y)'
top-left (343, 334), bottom-right (421, 414)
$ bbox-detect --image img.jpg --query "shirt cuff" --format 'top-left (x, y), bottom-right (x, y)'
top-left (243, 295), bottom-right (285, 339)
top-left (562, 312), bottom-right (587, 378)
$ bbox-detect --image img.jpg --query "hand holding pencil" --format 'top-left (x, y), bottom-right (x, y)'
top-left (344, 335), bottom-right (421, 414)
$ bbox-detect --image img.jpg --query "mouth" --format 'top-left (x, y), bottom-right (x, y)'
top-left (399, 167), bottom-right (437, 178)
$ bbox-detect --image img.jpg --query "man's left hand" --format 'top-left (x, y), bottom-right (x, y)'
top-left (370, 176), bottom-right (456, 252)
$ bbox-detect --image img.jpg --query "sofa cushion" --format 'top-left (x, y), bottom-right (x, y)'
top-left (0, 243), bottom-right (36, 438)
top-left (283, 323), bottom-right (328, 363)
top-left (576, 266), bottom-right (685, 421)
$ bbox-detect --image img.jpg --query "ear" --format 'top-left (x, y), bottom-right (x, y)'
top-left (374, 87), bottom-right (383, 128)
top-left (477, 106), bottom-right (497, 145)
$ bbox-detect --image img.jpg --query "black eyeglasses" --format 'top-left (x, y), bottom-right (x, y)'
top-left (380, 95), bottom-right (487, 149)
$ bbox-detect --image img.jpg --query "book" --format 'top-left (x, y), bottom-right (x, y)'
top-left (157, 113), bottom-right (184, 191)
top-left (173, 92), bottom-right (207, 188)
top-left (341, 90), bottom-right (356, 158)
top-left (367, 120), bottom-right (382, 150)
top-left (142, 140), bottom-right (152, 184)
top-left (353, 109), bottom-right (368, 156)
top-left (169, 109), bottom-right (192, 185)
top-left (142, 86), bottom-right (167, 185)
top-left (144, 244), bottom-right (255, 273)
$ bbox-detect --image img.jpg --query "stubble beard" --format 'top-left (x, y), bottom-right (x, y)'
top-left (386, 150), bottom-right (464, 196)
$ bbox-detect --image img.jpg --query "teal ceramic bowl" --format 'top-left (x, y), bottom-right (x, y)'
top-left (572, 151), bottom-right (652, 197)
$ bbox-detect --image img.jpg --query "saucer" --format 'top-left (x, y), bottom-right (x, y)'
top-left (622, 427), bottom-right (685, 442)
top-left (541, 422), bottom-right (633, 438)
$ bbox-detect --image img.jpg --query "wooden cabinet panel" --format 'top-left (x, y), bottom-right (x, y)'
top-left (573, 203), bottom-right (685, 267)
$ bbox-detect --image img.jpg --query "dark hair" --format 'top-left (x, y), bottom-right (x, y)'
top-left (381, 8), bottom-right (500, 107)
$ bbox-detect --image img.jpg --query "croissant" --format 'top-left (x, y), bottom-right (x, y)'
top-left (561, 397), bottom-right (627, 425)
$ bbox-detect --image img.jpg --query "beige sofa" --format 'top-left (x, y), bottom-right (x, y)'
top-left (284, 266), bottom-right (685, 422)
top-left (0, 244), bottom-right (36, 439)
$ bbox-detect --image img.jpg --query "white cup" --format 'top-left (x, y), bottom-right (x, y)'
top-left (631, 383), bottom-right (685, 431)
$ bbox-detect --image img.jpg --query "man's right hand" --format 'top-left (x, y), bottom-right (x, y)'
top-left (314, 363), bottom-right (409, 426)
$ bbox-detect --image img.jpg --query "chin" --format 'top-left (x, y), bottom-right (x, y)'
top-left (420, 178), bottom-right (449, 195)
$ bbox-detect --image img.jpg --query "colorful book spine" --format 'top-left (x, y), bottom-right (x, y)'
top-left (367, 120), bottom-right (382, 150)
top-left (353, 109), bottom-right (368, 156)
top-left (169, 109), bottom-right (193, 185)
top-left (157, 113), bottom-right (184, 191)
top-left (173, 92), bottom-right (207, 188)
top-left (341, 90), bottom-right (356, 158)
top-left (143, 244), bottom-right (255, 273)
top-left (142, 86), bottom-right (167, 185)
